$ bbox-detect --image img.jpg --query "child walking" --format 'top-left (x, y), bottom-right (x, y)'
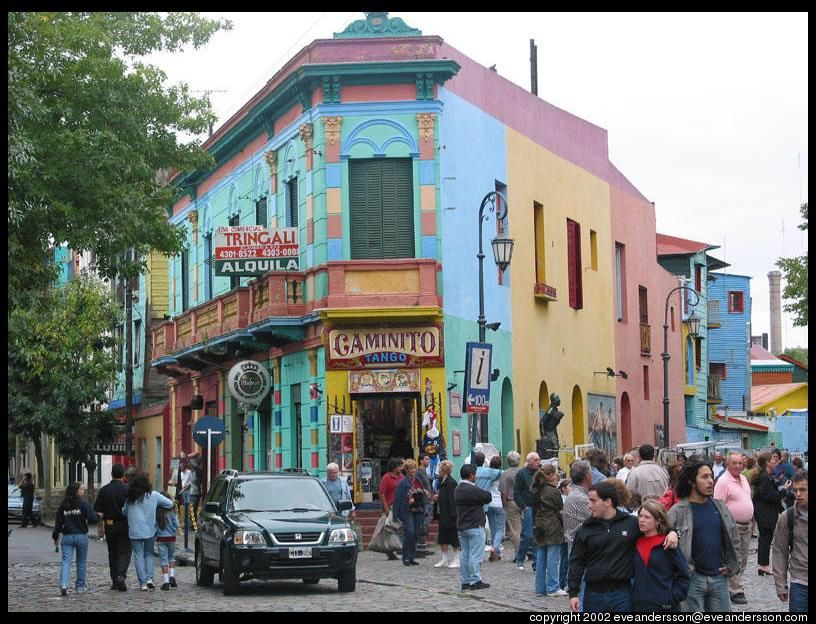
top-left (156, 494), bottom-right (180, 590)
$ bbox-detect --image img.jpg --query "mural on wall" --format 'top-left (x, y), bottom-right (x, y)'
top-left (587, 393), bottom-right (617, 458)
top-left (654, 424), bottom-right (665, 449)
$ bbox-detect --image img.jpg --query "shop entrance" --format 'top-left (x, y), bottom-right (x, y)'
top-left (353, 393), bottom-right (421, 503)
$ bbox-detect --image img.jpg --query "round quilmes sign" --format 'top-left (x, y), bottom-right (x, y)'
top-left (227, 360), bottom-right (271, 406)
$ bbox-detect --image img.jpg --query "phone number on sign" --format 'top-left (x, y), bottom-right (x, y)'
top-left (215, 246), bottom-right (298, 259)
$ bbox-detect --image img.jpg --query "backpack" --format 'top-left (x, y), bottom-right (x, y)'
top-left (786, 506), bottom-right (795, 553)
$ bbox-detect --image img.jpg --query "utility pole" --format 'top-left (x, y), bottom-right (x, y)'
top-left (124, 250), bottom-right (134, 463)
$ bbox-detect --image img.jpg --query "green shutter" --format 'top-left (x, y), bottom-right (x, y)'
top-left (349, 158), bottom-right (414, 260)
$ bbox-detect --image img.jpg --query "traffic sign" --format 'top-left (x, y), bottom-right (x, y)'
top-left (463, 341), bottom-right (493, 414)
top-left (193, 416), bottom-right (226, 448)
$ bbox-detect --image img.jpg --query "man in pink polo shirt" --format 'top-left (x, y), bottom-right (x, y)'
top-left (713, 451), bottom-right (753, 605)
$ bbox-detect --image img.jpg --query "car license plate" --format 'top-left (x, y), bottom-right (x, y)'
top-left (288, 547), bottom-right (312, 559)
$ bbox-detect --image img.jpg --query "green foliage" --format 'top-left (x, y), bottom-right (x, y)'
top-left (776, 202), bottom-right (808, 327)
top-left (8, 275), bottom-right (122, 470)
top-left (7, 12), bottom-right (231, 303)
top-left (782, 347), bottom-right (808, 367)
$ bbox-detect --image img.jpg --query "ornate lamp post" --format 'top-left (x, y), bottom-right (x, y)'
top-left (662, 285), bottom-right (701, 449)
top-left (471, 191), bottom-right (514, 446)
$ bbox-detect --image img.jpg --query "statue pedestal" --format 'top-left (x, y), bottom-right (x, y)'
top-left (536, 439), bottom-right (556, 461)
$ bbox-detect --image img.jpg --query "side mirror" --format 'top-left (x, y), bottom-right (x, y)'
top-left (205, 501), bottom-right (221, 514)
top-left (337, 500), bottom-right (353, 512)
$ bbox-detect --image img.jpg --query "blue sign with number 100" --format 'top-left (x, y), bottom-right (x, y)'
top-left (463, 342), bottom-right (493, 414)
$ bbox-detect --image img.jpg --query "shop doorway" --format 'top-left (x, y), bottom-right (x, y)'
top-left (353, 393), bottom-right (421, 502)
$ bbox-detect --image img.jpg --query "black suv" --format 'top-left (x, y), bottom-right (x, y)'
top-left (195, 469), bottom-right (357, 595)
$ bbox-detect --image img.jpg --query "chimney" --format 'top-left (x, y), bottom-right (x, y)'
top-left (768, 270), bottom-right (782, 355)
top-left (530, 39), bottom-right (538, 95)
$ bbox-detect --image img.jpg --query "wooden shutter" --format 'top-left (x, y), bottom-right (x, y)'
top-left (255, 196), bottom-right (267, 227)
top-left (287, 179), bottom-right (299, 229)
top-left (180, 249), bottom-right (189, 312)
top-left (349, 158), bottom-right (414, 259)
top-left (567, 219), bottom-right (583, 309)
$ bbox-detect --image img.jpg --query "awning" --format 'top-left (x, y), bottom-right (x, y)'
top-left (108, 395), bottom-right (142, 410)
top-left (710, 410), bottom-right (769, 432)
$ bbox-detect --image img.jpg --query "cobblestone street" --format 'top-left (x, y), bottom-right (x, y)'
top-left (8, 525), bottom-right (789, 612)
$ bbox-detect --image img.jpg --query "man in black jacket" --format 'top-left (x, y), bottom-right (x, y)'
top-left (94, 464), bottom-right (131, 591)
top-left (569, 481), bottom-right (678, 612)
top-left (455, 464), bottom-right (492, 591)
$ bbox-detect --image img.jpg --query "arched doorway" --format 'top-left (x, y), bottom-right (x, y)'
top-left (500, 378), bottom-right (515, 456)
top-left (571, 385), bottom-right (584, 445)
top-left (620, 392), bottom-right (632, 452)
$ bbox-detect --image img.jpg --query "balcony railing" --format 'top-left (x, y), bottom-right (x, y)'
top-left (640, 322), bottom-right (651, 354)
top-left (708, 373), bottom-right (723, 403)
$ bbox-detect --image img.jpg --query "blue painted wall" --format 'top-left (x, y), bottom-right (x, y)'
top-left (707, 273), bottom-right (752, 412)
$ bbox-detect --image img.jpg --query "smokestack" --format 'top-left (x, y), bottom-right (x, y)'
top-left (530, 39), bottom-right (538, 95)
top-left (768, 270), bottom-right (783, 355)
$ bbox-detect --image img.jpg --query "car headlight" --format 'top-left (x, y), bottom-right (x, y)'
top-left (233, 530), bottom-right (266, 546)
top-left (328, 528), bottom-right (355, 544)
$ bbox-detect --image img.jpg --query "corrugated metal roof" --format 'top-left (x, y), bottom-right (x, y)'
top-left (750, 344), bottom-right (777, 360)
top-left (656, 233), bottom-right (718, 256)
top-left (750, 383), bottom-right (807, 410)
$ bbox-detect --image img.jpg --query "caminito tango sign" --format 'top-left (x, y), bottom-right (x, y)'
top-left (214, 225), bottom-right (299, 276)
top-left (326, 326), bottom-right (444, 369)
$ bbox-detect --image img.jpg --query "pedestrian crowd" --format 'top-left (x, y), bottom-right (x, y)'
top-left (368, 441), bottom-right (807, 613)
top-left (50, 462), bottom-right (187, 596)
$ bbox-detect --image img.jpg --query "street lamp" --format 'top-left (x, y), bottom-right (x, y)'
top-left (472, 191), bottom-right (514, 447)
top-left (662, 285), bottom-right (701, 449)
top-left (477, 191), bottom-right (514, 342)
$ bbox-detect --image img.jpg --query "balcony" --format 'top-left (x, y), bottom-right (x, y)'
top-left (324, 258), bottom-right (441, 315)
top-left (640, 322), bottom-right (651, 354)
top-left (708, 373), bottom-right (723, 403)
top-left (151, 271), bottom-right (309, 363)
top-left (533, 282), bottom-right (557, 302)
top-left (708, 300), bottom-right (721, 328)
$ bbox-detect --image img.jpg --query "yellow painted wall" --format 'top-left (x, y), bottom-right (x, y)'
top-left (506, 128), bottom-right (617, 457)
top-left (134, 415), bottom-right (166, 487)
top-left (344, 269), bottom-right (419, 294)
top-left (147, 251), bottom-right (170, 317)
top-left (756, 385), bottom-right (809, 415)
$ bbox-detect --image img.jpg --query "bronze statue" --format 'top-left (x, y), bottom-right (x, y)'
top-left (536, 393), bottom-right (564, 460)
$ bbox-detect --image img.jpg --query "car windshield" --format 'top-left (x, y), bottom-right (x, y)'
top-left (229, 477), bottom-right (335, 513)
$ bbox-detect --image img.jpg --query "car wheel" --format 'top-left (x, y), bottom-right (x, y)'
top-left (337, 567), bottom-right (356, 593)
top-left (302, 578), bottom-right (319, 585)
top-left (221, 546), bottom-right (240, 595)
top-left (195, 543), bottom-right (214, 587)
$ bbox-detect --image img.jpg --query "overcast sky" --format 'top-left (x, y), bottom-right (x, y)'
top-left (148, 12), bottom-right (808, 349)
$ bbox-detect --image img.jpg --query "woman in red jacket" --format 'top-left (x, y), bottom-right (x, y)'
top-left (659, 462), bottom-right (682, 510)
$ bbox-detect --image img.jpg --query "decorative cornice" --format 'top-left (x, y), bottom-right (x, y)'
top-left (416, 113), bottom-right (435, 143)
top-left (334, 12), bottom-right (422, 39)
top-left (323, 117), bottom-right (343, 146)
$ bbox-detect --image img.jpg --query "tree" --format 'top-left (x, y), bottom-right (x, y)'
top-left (783, 347), bottom-right (808, 367)
top-left (8, 275), bottom-right (121, 499)
top-left (776, 202), bottom-right (808, 327)
top-left (8, 12), bottom-right (231, 304)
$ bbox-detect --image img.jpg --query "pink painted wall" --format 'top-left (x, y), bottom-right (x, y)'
top-left (342, 83), bottom-right (416, 103)
top-left (610, 187), bottom-right (685, 449)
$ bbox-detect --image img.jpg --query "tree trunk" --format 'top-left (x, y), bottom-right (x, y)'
top-left (85, 456), bottom-right (97, 501)
top-left (33, 434), bottom-right (44, 489)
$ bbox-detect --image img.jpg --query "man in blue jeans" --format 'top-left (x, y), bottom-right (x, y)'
top-left (513, 452), bottom-right (540, 569)
top-left (669, 457), bottom-right (741, 613)
top-left (455, 463), bottom-right (492, 590)
top-left (569, 481), bottom-right (678, 612)
top-left (772, 471), bottom-right (808, 613)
